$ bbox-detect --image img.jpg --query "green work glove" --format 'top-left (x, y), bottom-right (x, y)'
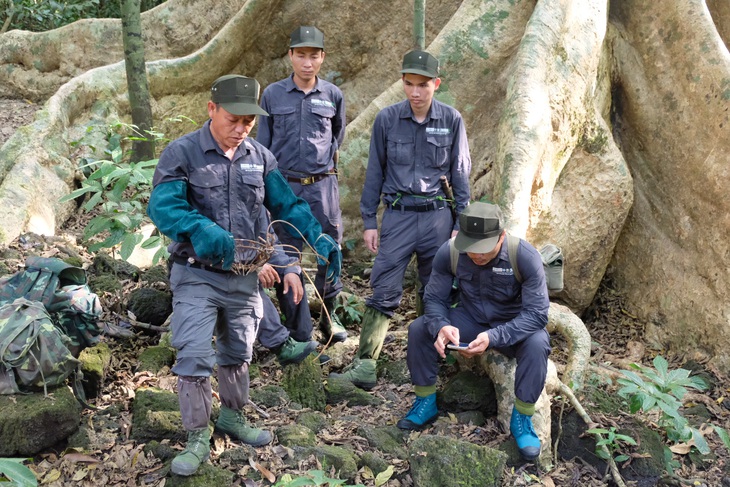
top-left (191, 223), bottom-right (235, 270)
top-left (314, 234), bottom-right (341, 284)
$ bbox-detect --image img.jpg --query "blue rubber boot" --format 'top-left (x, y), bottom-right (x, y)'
top-left (396, 393), bottom-right (438, 430)
top-left (510, 406), bottom-right (541, 461)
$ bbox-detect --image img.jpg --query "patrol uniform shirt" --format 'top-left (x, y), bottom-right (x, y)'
top-left (153, 119), bottom-right (278, 261)
top-left (257, 74), bottom-right (345, 176)
top-left (360, 99), bottom-right (471, 230)
top-left (424, 238), bottom-right (550, 348)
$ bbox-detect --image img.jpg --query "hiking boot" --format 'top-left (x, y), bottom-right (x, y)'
top-left (171, 427), bottom-right (211, 476)
top-left (397, 393), bottom-right (438, 430)
top-left (510, 406), bottom-right (541, 461)
top-left (319, 297), bottom-right (347, 343)
top-left (275, 336), bottom-right (318, 366)
top-left (215, 407), bottom-right (272, 447)
top-left (328, 358), bottom-right (377, 390)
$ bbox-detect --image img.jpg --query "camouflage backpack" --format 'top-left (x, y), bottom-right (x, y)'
top-left (0, 257), bottom-right (103, 355)
top-left (0, 298), bottom-right (79, 394)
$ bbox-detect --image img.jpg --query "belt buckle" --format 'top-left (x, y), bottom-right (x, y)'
top-left (301, 176), bottom-right (315, 185)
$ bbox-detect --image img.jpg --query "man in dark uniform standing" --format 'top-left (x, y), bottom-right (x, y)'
top-left (257, 26), bottom-right (347, 343)
top-left (397, 202), bottom-right (550, 462)
top-left (147, 74), bottom-right (341, 476)
top-left (331, 50), bottom-right (471, 389)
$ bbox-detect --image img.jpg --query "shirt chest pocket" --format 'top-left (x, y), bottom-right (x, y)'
top-left (387, 134), bottom-right (415, 166)
top-left (270, 106), bottom-right (297, 134)
top-left (425, 135), bottom-right (452, 168)
top-left (239, 172), bottom-right (265, 221)
top-left (188, 169), bottom-right (226, 219)
top-left (484, 273), bottom-right (520, 303)
top-left (309, 104), bottom-right (336, 136)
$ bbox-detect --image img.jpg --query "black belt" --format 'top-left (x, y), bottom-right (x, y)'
top-left (172, 256), bottom-right (232, 274)
top-left (387, 199), bottom-right (448, 212)
top-left (285, 170), bottom-right (337, 186)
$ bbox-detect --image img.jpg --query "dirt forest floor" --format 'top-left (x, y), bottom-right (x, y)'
top-left (2, 97), bottom-right (730, 486)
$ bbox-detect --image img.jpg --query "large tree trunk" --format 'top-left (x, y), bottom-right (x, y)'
top-left (0, 0), bottom-right (728, 371)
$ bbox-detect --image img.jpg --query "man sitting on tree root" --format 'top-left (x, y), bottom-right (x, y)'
top-left (397, 202), bottom-right (551, 462)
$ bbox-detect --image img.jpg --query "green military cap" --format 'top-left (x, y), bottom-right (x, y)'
top-left (210, 75), bottom-right (269, 116)
top-left (400, 50), bottom-right (439, 78)
top-left (290, 26), bottom-right (325, 49)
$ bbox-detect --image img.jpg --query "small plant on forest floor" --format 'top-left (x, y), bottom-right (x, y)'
top-left (273, 469), bottom-right (365, 487)
top-left (336, 295), bottom-right (364, 326)
top-left (586, 426), bottom-right (637, 463)
top-left (617, 355), bottom-right (713, 454)
top-left (0, 457), bottom-right (37, 487)
top-left (61, 118), bottom-right (195, 264)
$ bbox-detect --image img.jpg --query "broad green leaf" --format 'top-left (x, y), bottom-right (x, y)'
top-left (120, 233), bottom-right (142, 261)
top-left (653, 355), bottom-right (669, 377)
top-left (714, 426), bottom-right (730, 449)
top-left (141, 236), bottom-right (162, 250)
top-left (691, 428), bottom-right (710, 455)
top-left (83, 191), bottom-right (104, 212)
top-left (614, 454), bottom-right (629, 462)
top-left (595, 448), bottom-right (610, 460)
top-left (58, 185), bottom-right (98, 203)
top-left (0, 458), bottom-right (37, 487)
top-left (586, 428), bottom-right (609, 435)
top-left (375, 465), bottom-right (394, 487)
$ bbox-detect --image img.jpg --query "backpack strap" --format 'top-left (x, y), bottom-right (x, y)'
top-left (448, 237), bottom-right (459, 275)
top-left (506, 234), bottom-right (523, 283)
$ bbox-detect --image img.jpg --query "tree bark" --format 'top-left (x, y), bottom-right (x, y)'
top-left (121, 0), bottom-right (154, 162)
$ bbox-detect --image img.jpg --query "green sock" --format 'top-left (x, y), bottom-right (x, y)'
top-left (515, 398), bottom-right (535, 416)
top-left (414, 385), bottom-right (437, 397)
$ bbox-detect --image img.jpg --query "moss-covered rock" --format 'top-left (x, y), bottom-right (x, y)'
top-left (440, 370), bottom-right (497, 416)
top-left (88, 274), bottom-right (123, 294)
top-left (619, 419), bottom-right (666, 483)
top-left (141, 264), bottom-right (170, 286)
top-left (127, 287), bottom-right (172, 326)
top-left (293, 445), bottom-right (359, 481)
top-left (276, 423), bottom-right (317, 447)
top-left (356, 425), bottom-right (406, 457)
top-left (131, 387), bottom-right (185, 443)
top-left (325, 376), bottom-right (381, 407)
top-left (377, 358), bottom-right (410, 386)
top-left (409, 434), bottom-right (507, 487)
top-left (137, 345), bottom-right (176, 374)
top-left (455, 410), bottom-right (486, 426)
top-left (358, 451), bottom-right (391, 476)
top-left (166, 462), bottom-right (235, 486)
top-left (297, 411), bottom-right (329, 433)
top-left (78, 341), bottom-right (112, 399)
top-left (250, 384), bottom-right (288, 408)
top-left (92, 252), bottom-right (141, 280)
top-left (0, 386), bottom-right (82, 456)
top-left (143, 440), bottom-right (178, 461)
top-left (281, 354), bottom-right (325, 411)
top-left (217, 444), bottom-right (255, 468)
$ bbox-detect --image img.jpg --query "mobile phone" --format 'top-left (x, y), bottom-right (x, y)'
top-left (446, 342), bottom-right (470, 351)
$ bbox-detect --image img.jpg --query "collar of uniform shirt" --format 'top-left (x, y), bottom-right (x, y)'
top-left (285, 73), bottom-right (321, 93)
top-left (398, 98), bottom-right (444, 120)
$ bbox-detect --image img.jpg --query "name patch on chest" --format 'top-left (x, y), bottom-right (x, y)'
top-left (492, 267), bottom-right (514, 276)
top-left (311, 99), bottom-right (336, 109)
top-left (240, 162), bottom-right (264, 173)
top-left (426, 127), bottom-right (451, 135)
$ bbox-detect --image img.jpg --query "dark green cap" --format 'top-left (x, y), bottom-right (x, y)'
top-left (210, 75), bottom-right (268, 116)
top-left (401, 50), bottom-right (439, 78)
top-left (454, 202), bottom-right (504, 253)
top-left (290, 26), bottom-right (325, 49)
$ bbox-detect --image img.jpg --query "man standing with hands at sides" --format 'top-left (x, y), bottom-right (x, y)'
top-left (147, 74), bottom-right (341, 476)
top-left (330, 50), bottom-right (471, 390)
top-left (397, 202), bottom-right (551, 462)
top-left (257, 26), bottom-right (347, 344)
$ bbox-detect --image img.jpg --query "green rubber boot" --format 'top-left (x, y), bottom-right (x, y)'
top-left (357, 306), bottom-right (390, 361)
top-left (215, 407), bottom-right (272, 446)
top-left (171, 427), bottom-right (211, 476)
top-left (275, 336), bottom-right (318, 366)
top-left (328, 357), bottom-right (377, 390)
top-left (320, 297), bottom-right (347, 343)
